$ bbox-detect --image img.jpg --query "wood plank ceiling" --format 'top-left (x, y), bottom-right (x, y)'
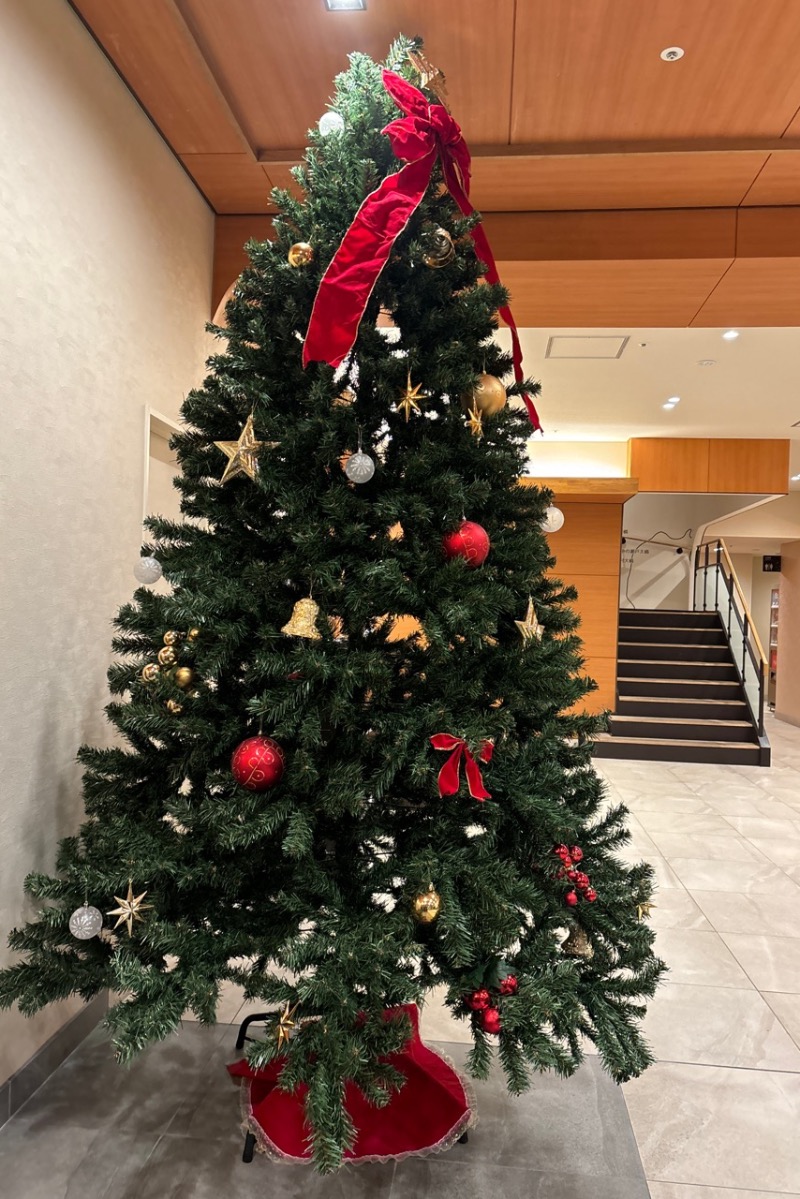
top-left (70, 0), bottom-right (800, 324)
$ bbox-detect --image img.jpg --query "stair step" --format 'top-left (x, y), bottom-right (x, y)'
top-left (608, 715), bottom-right (756, 743)
top-left (617, 625), bottom-right (727, 646)
top-left (616, 695), bottom-right (750, 720)
top-left (619, 641), bottom-right (732, 662)
top-left (592, 734), bottom-right (764, 766)
top-left (619, 609), bottom-right (720, 628)
top-left (619, 677), bottom-right (745, 700)
top-left (619, 659), bottom-right (739, 681)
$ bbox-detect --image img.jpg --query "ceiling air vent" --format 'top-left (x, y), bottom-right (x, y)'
top-left (545, 336), bottom-right (629, 360)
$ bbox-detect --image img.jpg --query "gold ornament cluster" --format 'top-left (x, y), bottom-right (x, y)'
top-left (140, 627), bottom-right (200, 714)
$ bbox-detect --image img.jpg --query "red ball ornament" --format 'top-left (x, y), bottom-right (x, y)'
top-left (442, 520), bottom-right (490, 568)
top-left (467, 988), bottom-right (491, 1012)
top-left (231, 736), bottom-right (285, 792)
top-left (585, 888), bottom-right (598, 903)
top-left (575, 872), bottom-right (590, 891)
top-left (498, 975), bottom-right (518, 996)
top-left (567, 869), bottom-right (578, 882)
top-left (481, 1006), bottom-right (502, 1035)
top-left (570, 846), bottom-right (584, 863)
top-left (565, 890), bottom-right (579, 907)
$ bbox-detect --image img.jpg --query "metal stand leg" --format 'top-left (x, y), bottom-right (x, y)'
top-left (458, 1130), bottom-right (469, 1144)
top-left (242, 1132), bottom-right (257, 1163)
top-left (235, 1011), bottom-right (270, 1051)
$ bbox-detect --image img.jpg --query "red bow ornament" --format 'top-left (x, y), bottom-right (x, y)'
top-left (302, 71), bottom-right (541, 431)
top-left (430, 733), bottom-right (494, 802)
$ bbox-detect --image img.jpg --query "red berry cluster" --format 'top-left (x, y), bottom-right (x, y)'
top-left (465, 975), bottom-right (518, 1035)
top-left (554, 844), bottom-right (597, 906)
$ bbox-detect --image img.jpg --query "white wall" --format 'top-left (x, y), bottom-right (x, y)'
top-left (0, 0), bottom-right (213, 1086)
top-left (621, 494), bottom-right (762, 609)
top-left (526, 439), bottom-right (628, 478)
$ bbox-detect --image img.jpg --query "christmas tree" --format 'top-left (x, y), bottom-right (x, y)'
top-left (0, 39), bottom-right (663, 1172)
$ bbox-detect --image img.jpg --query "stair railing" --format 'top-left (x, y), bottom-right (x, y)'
top-left (693, 539), bottom-right (768, 738)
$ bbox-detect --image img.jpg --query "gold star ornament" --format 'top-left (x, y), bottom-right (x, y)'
top-left (214, 412), bottom-right (268, 484)
top-left (466, 403), bottom-right (484, 440)
top-left (275, 1001), bottom-right (300, 1050)
top-left (397, 372), bottom-right (429, 422)
top-left (107, 882), bottom-right (152, 937)
top-left (515, 597), bottom-right (544, 643)
top-left (637, 901), bottom-right (656, 922)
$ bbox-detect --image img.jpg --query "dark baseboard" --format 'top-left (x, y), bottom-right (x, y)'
top-left (0, 991), bottom-right (108, 1130)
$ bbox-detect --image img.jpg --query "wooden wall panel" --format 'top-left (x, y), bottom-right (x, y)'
top-left (546, 501), bottom-right (624, 715)
top-left (707, 440), bottom-right (790, 494)
top-left (628, 439), bottom-right (710, 493)
top-left (181, 154), bottom-right (274, 213)
top-left (547, 504), bottom-right (623, 576)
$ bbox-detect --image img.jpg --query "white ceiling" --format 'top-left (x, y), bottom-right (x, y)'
top-left (497, 326), bottom-right (800, 448)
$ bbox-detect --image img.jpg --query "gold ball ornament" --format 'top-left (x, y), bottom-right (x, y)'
top-left (288, 242), bottom-right (314, 267)
top-left (186, 627), bottom-right (200, 642)
top-left (422, 227), bottom-right (456, 268)
top-left (173, 667), bottom-right (195, 690)
top-left (412, 885), bottom-right (442, 925)
top-left (460, 373), bottom-right (507, 418)
top-left (158, 646), bottom-right (177, 667)
top-left (163, 631), bottom-right (180, 646)
top-left (165, 698), bottom-right (183, 714)
top-left (141, 663), bottom-right (160, 684)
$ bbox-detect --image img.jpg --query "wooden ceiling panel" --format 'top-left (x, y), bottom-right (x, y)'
top-left (691, 257), bottom-right (800, 327)
top-left (181, 154), bottom-right (274, 213)
top-left (512, 1), bottom-right (800, 143)
top-left (71, 0), bottom-right (249, 154)
top-left (470, 151), bottom-right (767, 212)
top-left (743, 153), bottom-right (800, 206)
top-left (176, 0), bottom-right (514, 151)
top-left (496, 259), bottom-right (730, 327)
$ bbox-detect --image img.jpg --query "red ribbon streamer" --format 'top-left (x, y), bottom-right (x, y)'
top-left (302, 70), bottom-right (541, 431)
top-left (430, 733), bottom-right (494, 802)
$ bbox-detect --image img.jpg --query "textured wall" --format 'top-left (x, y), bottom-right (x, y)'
top-left (0, 0), bottom-right (213, 1085)
top-left (775, 542), bottom-right (800, 728)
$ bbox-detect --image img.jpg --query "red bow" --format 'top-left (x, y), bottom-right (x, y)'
top-left (302, 71), bottom-right (541, 431)
top-left (430, 733), bottom-right (493, 802)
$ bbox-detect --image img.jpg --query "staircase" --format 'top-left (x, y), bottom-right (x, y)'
top-left (593, 609), bottom-right (770, 766)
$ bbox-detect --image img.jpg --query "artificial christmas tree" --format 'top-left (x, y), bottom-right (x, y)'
top-left (0, 39), bottom-right (663, 1172)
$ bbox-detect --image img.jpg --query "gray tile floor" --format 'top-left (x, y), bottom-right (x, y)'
top-left (0, 1020), bottom-right (649, 1198)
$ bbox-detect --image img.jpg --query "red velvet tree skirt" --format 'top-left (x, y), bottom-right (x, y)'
top-left (227, 1003), bottom-right (475, 1164)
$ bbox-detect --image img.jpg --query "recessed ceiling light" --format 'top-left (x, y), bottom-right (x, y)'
top-left (792, 473), bottom-right (800, 481)
top-left (666, 396), bottom-right (681, 404)
top-left (324, 0), bottom-right (366, 9)
top-left (722, 329), bottom-right (739, 340)
top-left (698, 359), bottom-right (716, 366)
top-left (663, 402), bottom-right (677, 410)
top-left (660, 46), bottom-right (684, 61)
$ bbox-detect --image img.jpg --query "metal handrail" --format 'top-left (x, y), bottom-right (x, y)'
top-left (716, 540), bottom-right (769, 668)
top-left (693, 539), bottom-right (767, 738)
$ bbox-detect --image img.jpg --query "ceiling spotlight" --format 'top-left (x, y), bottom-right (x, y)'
top-left (666, 396), bottom-right (681, 404)
top-left (663, 402), bottom-right (677, 410)
top-left (722, 329), bottom-right (740, 340)
top-left (792, 473), bottom-right (800, 481)
top-left (698, 359), bottom-right (716, 366)
top-left (324, 0), bottom-right (366, 9)
top-left (660, 46), bottom-right (684, 61)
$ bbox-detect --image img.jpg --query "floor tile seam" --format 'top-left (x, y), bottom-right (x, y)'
top-left (648, 1052), bottom-right (800, 1074)
top-left (713, 932), bottom-right (799, 996)
top-left (644, 1174), bottom-right (800, 1195)
top-left (98, 1132), bottom-right (166, 1199)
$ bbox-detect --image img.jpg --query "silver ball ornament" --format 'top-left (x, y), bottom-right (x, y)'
top-left (344, 451), bottom-right (376, 484)
top-left (133, 556), bottom-right (162, 584)
top-left (318, 111), bottom-right (345, 137)
top-left (541, 506), bottom-right (565, 534)
top-left (68, 905), bottom-right (104, 940)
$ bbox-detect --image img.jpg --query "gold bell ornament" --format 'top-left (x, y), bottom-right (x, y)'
top-left (460, 373), bottom-right (507, 418)
top-left (422, 227), bottom-right (455, 268)
top-left (411, 884), bottom-right (442, 925)
top-left (561, 926), bottom-right (594, 959)
top-left (281, 596), bottom-right (322, 641)
top-left (288, 242), bottom-right (314, 267)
